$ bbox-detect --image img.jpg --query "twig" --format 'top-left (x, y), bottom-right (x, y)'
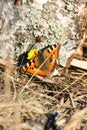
top-left (0, 58), bottom-right (15, 70)
top-left (62, 108), bottom-right (87, 130)
top-left (71, 58), bottom-right (87, 70)
top-left (0, 58), bottom-right (8, 70)
top-left (34, 75), bottom-right (58, 85)
top-left (69, 93), bottom-right (76, 109)
top-left (54, 73), bottom-right (87, 98)
top-left (11, 77), bottom-right (17, 101)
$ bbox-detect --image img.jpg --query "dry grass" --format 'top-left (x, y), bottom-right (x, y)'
top-left (0, 61), bottom-right (87, 130)
top-left (62, 108), bottom-right (87, 130)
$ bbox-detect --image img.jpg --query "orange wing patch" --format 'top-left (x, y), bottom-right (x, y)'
top-left (22, 43), bottom-right (60, 76)
top-left (23, 58), bottom-right (47, 76)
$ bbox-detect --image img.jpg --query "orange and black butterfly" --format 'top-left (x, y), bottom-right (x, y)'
top-left (18, 43), bottom-right (60, 76)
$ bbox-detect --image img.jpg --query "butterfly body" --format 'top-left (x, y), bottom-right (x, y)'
top-left (22, 43), bottom-right (60, 76)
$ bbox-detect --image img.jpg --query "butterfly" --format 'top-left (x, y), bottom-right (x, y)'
top-left (18, 43), bottom-right (60, 76)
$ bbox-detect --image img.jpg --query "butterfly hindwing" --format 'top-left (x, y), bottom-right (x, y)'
top-left (23, 56), bottom-right (47, 76)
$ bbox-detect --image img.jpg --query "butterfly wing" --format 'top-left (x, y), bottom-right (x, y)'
top-left (44, 43), bottom-right (60, 72)
top-left (23, 57), bottom-right (47, 76)
top-left (22, 43), bottom-right (60, 76)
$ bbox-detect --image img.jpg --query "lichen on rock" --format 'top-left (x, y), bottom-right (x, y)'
top-left (0, 0), bottom-right (85, 67)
